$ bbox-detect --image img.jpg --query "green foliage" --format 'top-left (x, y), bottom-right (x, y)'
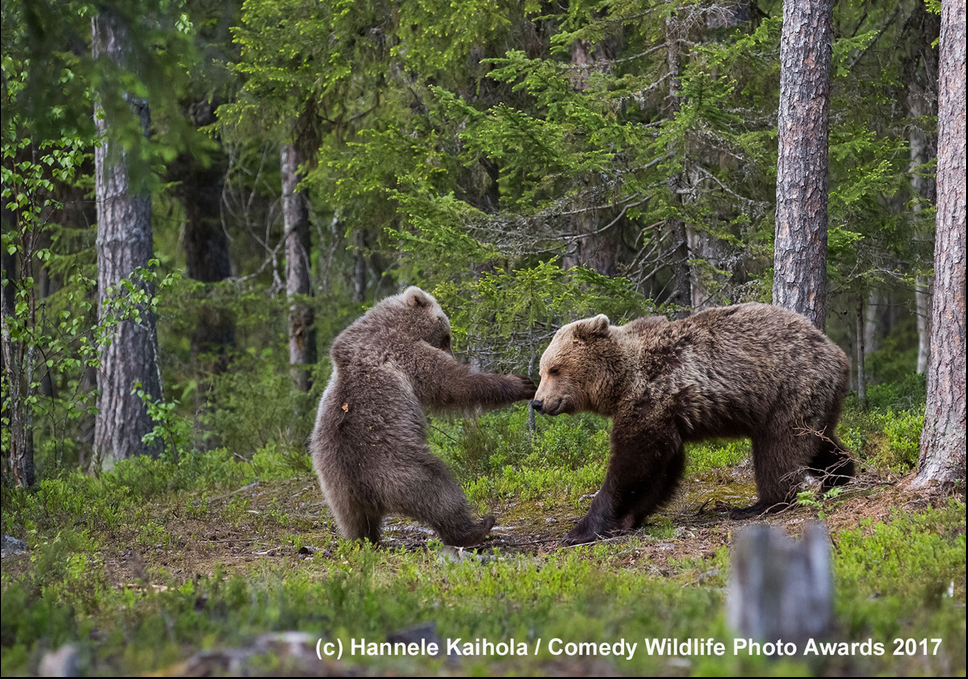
top-left (430, 405), bottom-right (611, 506)
top-left (1, 1), bottom-right (961, 673)
top-left (835, 500), bottom-right (966, 636)
top-left (1, 134), bottom-right (99, 475)
top-left (865, 371), bottom-right (927, 411)
top-left (838, 374), bottom-right (926, 472)
top-left (1, 483), bottom-right (963, 676)
top-left (3, 0), bottom-right (203, 179)
top-left (876, 407), bottom-right (925, 472)
top-left (204, 347), bottom-right (320, 454)
top-left (684, 439), bottom-right (751, 475)
top-left (1, 366), bottom-right (963, 676)
top-left (135, 381), bottom-right (193, 464)
top-left (865, 317), bottom-right (924, 389)
top-left (796, 486), bottom-right (846, 521)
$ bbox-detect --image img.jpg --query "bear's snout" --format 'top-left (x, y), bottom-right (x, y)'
top-left (532, 397), bottom-right (564, 416)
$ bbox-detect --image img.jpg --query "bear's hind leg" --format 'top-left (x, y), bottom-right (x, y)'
top-left (331, 497), bottom-right (384, 544)
top-left (385, 450), bottom-right (495, 548)
top-left (731, 424), bottom-right (809, 519)
top-left (809, 431), bottom-right (854, 491)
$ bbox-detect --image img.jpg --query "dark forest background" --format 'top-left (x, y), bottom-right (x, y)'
top-left (2, 0), bottom-right (957, 478)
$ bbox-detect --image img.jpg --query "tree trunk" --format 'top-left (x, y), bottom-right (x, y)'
top-left (727, 524), bottom-right (833, 650)
top-left (916, 0), bottom-right (967, 487)
top-left (0, 315), bottom-right (35, 487)
top-left (856, 299), bottom-right (866, 409)
top-left (914, 276), bottom-right (931, 375)
top-left (177, 100), bottom-right (235, 377)
top-left (664, 10), bottom-right (692, 315)
top-left (863, 289), bottom-right (881, 357)
top-left (352, 228), bottom-right (367, 303)
top-left (915, 279), bottom-right (932, 374)
top-left (92, 10), bottom-right (164, 469)
top-left (281, 143), bottom-right (316, 392)
top-left (772, 0), bottom-right (833, 331)
top-left (566, 37), bottom-right (619, 278)
top-left (318, 211), bottom-right (343, 297)
top-left (0, 187), bottom-right (34, 486)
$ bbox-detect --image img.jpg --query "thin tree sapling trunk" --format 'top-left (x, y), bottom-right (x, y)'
top-left (281, 142), bottom-right (316, 392)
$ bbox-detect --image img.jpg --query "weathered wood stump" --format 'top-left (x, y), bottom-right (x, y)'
top-left (726, 523), bottom-right (833, 650)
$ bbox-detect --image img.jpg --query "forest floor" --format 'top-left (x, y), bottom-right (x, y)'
top-left (3, 452), bottom-right (963, 677)
top-left (15, 464), bottom-right (923, 585)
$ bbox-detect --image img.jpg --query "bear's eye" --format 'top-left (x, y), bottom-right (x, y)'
top-left (548, 367), bottom-right (560, 376)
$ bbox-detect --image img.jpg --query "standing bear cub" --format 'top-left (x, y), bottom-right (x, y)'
top-left (532, 303), bottom-right (854, 545)
top-left (311, 286), bottom-right (536, 546)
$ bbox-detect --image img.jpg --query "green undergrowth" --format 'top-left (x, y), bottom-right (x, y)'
top-left (1, 501), bottom-right (963, 676)
top-left (2, 377), bottom-right (963, 676)
top-left (0, 444), bottom-right (311, 541)
top-left (430, 407), bottom-right (612, 508)
top-left (431, 406), bottom-right (753, 508)
top-left (835, 501), bottom-right (967, 639)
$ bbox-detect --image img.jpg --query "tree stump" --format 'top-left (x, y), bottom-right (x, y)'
top-left (726, 523), bottom-right (833, 650)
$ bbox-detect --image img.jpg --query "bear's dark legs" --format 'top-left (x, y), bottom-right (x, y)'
top-left (731, 423), bottom-right (809, 518)
top-left (385, 449), bottom-right (495, 547)
top-left (565, 421), bottom-right (682, 545)
top-left (733, 416), bottom-right (854, 520)
top-left (810, 431), bottom-right (854, 491)
top-left (617, 444), bottom-right (686, 531)
top-left (316, 465), bottom-right (384, 543)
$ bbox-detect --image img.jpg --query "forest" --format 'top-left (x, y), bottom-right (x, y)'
top-left (1, 0), bottom-right (965, 676)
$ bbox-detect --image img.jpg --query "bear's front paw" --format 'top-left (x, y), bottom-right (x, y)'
top-left (563, 526), bottom-right (600, 546)
top-left (443, 515), bottom-right (496, 548)
top-left (563, 517), bottom-right (607, 545)
top-left (507, 375), bottom-right (537, 401)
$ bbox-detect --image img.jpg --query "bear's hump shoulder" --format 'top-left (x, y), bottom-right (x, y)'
top-left (623, 315), bottom-right (670, 337)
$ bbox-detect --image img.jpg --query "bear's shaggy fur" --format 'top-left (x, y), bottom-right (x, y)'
top-left (310, 287), bottom-right (536, 546)
top-left (532, 303), bottom-right (853, 545)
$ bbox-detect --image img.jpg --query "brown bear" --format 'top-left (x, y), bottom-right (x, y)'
top-left (532, 303), bottom-right (854, 545)
top-left (310, 286), bottom-right (536, 546)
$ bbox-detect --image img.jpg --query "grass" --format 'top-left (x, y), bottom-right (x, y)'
top-left (1, 399), bottom-right (965, 676)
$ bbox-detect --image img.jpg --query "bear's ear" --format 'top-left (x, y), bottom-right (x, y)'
top-left (574, 314), bottom-right (610, 341)
top-left (403, 286), bottom-right (432, 308)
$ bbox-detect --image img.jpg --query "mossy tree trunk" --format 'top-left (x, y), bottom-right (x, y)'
top-left (664, 9), bottom-right (692, 315)
top-left (1, 182), bottom-right (35, 486)
top-left (92, 9), bottom-right (164, 468)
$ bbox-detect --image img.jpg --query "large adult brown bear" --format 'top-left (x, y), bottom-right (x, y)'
top-left (532, 303), bottom-right (853, 545)
top-left (310, 286), bottom-right (536, 546)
